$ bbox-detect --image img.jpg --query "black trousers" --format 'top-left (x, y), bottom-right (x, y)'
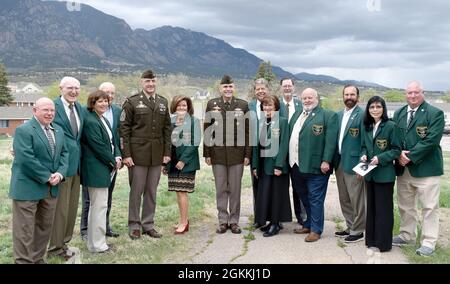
top-left (365, 180), bottom-right (394, 252)
top-left (80, 172), bottom-right (117, 235)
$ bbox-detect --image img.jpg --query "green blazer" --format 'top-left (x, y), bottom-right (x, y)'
top-left (392, 101), bottom-right (444, 177)
top-left (167, 115), bottom-right (201, 173)
top-left (335, 106), bottom-right (364, 174)
top-left (279, 98), bottom-right (302, 120)
top-left (53, 96), bottom-right (84, 177)
top-left (81, 110), bottom-right (119, 188)
top-left (110, 104), bottom-right (122, 157)
top-left (289, 106), bottom-right (338, 175)
top-left (361, 120), bottom-right (401, 183)
top-left (9, 117), bottom-right (68, 201)
top-left (252, 116), bottom-right (289, 175)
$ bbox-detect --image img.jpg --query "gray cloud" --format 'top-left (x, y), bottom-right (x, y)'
top-left (70, 0), bottom-right (450, 90)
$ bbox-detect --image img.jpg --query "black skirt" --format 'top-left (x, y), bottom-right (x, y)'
top-left (255, 160), bottom-right (292, 224)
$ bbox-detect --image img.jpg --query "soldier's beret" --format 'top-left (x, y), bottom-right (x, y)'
top-left (141, 69), bottom-right (156, 79)
top-left (220, 75), bottom-right (233, 85)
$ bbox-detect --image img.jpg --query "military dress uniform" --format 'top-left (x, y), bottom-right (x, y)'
top-left (120, 91), bottom-right (171, 236)
top-left (203, 96), bottom-right (251, 229)
top-left (393, 101), bottom-right (444, 251)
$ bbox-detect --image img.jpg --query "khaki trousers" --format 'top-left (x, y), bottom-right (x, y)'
top-left (336, 163), bottom-right (366, 235)
top-left (87, 187), bottom-right (108, 253)
top-left (397, 167), bottom-right (440, 249)
top-left (212, 164), bottom-right (244, 224)
top-left (12, 192), bottom-right (57, 264)
top-left (49, 175), bottom-right (80, 255)
top-left (128, 165), bottom-right (161, 232)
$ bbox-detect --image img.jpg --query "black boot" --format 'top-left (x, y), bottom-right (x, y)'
top-left (263, 223), bottom-right (280, 237)
top-left (260, 222), bottom-right (271, 232)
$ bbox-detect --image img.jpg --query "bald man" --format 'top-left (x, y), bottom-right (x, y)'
top-left (289, 88), bottom-right (338, 242)
top-left (48, 77), bottom-right (85, 260)
top-left (10, 98), bottom-right (68, 264)
top-left (80, 82), bottom-right (122, 239)
top-left (392, 81), bottom-right (444, 257)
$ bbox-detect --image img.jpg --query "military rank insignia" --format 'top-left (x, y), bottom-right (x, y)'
top-left (376, 139), bottom-right (388, 151)
top-left (312, 124), bottom-right (324, 136)
top-left (120, 110), bottom-right (126, 122)
top-left (136, 101), bottom-right (147, 109)
top-left (349, 128), bottom-right (359, 137)
top-left (416, 126), bottom-right (428, 138)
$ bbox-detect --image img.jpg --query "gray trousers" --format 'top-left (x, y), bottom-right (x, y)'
top-left (336, 163), bottom-right (366, 235)
top-left (128, 165), bottom-right (161, 232)
top-left (13, 192), bottom-right (57, 264)
top-left (48, 175), bottom-right (80, 255)
top-left (212, 164), bottom-right (244, 225)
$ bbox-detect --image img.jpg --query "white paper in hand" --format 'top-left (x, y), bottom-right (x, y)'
top-left (352, 162), bottom-right (377, 177)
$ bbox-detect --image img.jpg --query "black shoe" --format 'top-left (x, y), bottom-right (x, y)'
top-left (252, 222), bottom-right (264, 229)
top-left (106, 230), bottom-right (120, 238)
top-left (344, 233), bottom-right (364, 243)
top-left (263, 224), bottom-right (280, 237)
top-left (334, 230), bottom-right (350, 238)
top-left (260, 223), bottom-right (271, 232)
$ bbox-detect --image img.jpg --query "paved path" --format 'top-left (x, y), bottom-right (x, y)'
top-left (175, 176), bottom-right (408, 264)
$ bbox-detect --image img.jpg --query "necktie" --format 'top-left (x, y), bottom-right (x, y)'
top-left (286, 103), bottom-right (290, 119)
top-left (298, 111), bottom-right (309, 130)
top-left (44, 126), bottom-right (55, 157)
top-left (69, 103), bottom-right (78, 137)
top-left (407, 110), bottom-right (415, 129)
top-left (225, 102), bottom-right (231, 110)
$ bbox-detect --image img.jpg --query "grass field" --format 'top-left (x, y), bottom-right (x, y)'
top-left (0, 137), bottom-right (448, 263)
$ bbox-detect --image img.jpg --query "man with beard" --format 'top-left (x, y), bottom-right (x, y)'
top-left (334, 85), bottom-right (366, 243)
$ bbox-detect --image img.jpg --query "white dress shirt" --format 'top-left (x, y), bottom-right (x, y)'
top-left (61, 96), bottom-right (80, 132)
top-left (283, 98), bottom-right (296, 122)
top-left (289, 111), bottom-right (309, 167)
top-left (338, 106), bottom-right (356, 154)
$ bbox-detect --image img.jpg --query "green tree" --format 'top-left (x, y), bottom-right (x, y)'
top-left (442, 91), bottom-right (450, 103)
top-left (360, 89), bottom-right (378, 103)
top-left (254, 61), bottom-right (276, 85)
top-left (383, 89), bottom-right (404, 102)
top-left (0, 62), bottom-right (13, 106)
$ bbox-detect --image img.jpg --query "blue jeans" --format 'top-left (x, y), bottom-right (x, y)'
top-left (292, 167), bottom-right (330, 234)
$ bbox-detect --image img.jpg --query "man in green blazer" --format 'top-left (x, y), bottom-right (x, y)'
top-left (80, 82), bottom-right (122, 240)
top-left (10, 98), bottom-right (68, 264)
top-left (279, 78), bottom-right (304, 228)
top-left (48, 77), bottom-right (85, 260)
top-left (392, 81), bottom-right (445, 256)
top-left (289, 88), bottom-right (338, 242)
top-left (120, 70), bottom-right (172, 239)
top-left (334, 85), bottom-right (366, 243)
top-left (204, 75), bottom-right (251, 234)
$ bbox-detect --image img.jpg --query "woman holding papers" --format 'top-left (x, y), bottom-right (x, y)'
top-left (360, 96), bottom-right (401, 253)
top-left (81, 91), bottom-right (121, 253)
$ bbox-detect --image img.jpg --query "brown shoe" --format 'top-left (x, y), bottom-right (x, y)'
top-left (305, 232), bottom-right (321, 242)
top-left (293, 227), bottom-right (311, 234)
top-left (216, 223), bottom-right (228, 234)
top-left (129, 229), bottom-right (141, 240)
top-left (143, 228), bottom-right (162, 238)
top-left (230, 223), bottom-right (241, 234)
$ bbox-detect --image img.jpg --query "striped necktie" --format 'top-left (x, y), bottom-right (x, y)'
top-left (44, 126), bottom-right (55, 156)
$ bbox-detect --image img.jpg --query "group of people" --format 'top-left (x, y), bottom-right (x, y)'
top-left (9, 69), bottom-right (444, 264)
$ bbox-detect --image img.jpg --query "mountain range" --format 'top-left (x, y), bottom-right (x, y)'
top-left (0, 0), bottom-right (385, 88)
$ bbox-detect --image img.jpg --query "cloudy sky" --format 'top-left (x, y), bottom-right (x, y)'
top-left (67, 0), bottom-right (450, 90)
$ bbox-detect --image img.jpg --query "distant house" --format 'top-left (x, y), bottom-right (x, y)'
top-left (0, 107), bottom-right (33, 137)
top-left (8, 92), bottom-right (44, 107)
top-left (7, 82), bottom-right (43, 94)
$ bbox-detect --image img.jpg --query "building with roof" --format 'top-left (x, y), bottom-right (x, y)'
top-left (0, 107), bottom-right (33, 137)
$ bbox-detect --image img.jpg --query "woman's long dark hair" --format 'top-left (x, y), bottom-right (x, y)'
top-left (363, 95), bottom-right (389, 131)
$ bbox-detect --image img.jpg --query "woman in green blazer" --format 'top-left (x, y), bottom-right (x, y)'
top-left (164, 96), bottom-right (200, 234)
top-left (360, 96), bottom-right (401, 252)
top-left (252, 95), bottom-right (291, 237)
top-left (81, 91), bottom-right (120, 253)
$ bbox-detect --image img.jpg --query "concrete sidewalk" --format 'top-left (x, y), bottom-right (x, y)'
top-left (176, 176), bottom-right (408, 264)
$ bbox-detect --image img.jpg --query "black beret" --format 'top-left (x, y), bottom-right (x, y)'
top-left (141, 69), bottom-right (156, 79)
top-left (220, 75), bottom-right (233, 85)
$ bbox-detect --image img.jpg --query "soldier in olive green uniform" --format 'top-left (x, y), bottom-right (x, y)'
top-left (361, 96), bottom-right (401, 253)
top-left (289, 88), bottom-right (338, 242)
top-left (334, 85), bottom-right (366, 243)
top-left (392, 81), bottom-right (445, 256)
top-left (120, 70), bottom-right (171, 239)
top-left (204, 75), bottom-right (251, 234)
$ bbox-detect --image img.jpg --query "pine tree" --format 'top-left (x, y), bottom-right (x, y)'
top-left (254, 61), bottom-right (277, 85)
top-left (0, 62), bottom-right (13, 106)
